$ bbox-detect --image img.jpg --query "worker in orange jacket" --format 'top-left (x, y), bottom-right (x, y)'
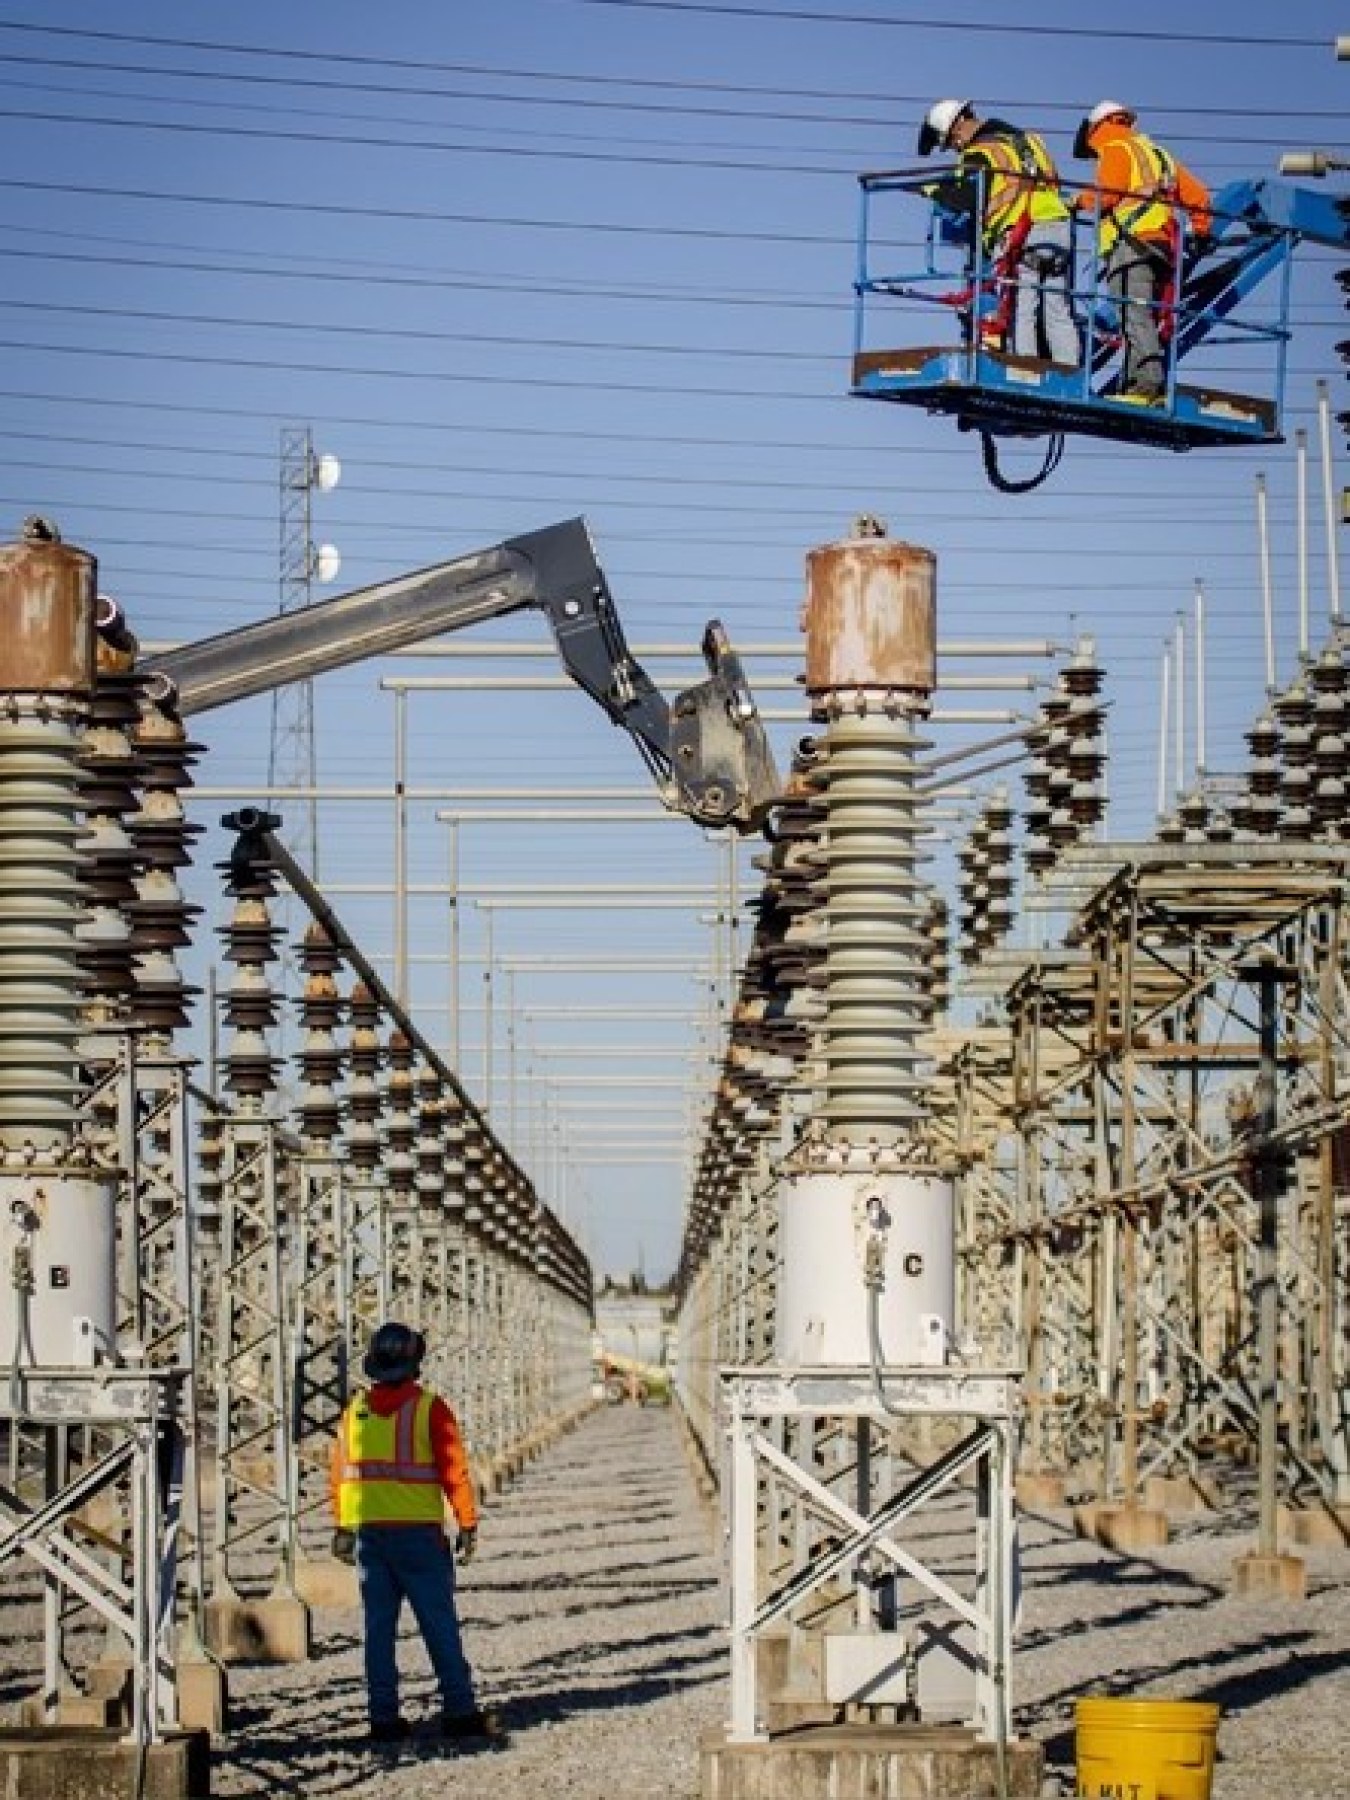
top-left (331, 1322), bottom-right (505, 1748)
top-left (1073, 101), bottom-right (1212, 402)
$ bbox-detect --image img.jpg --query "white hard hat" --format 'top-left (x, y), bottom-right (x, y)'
top-left (917, 98), bottom-right (973, 156)
top-left (1074, 100), bottom-right (1134, 158)
top-left (1088, 99), bottom-right (1132, 128)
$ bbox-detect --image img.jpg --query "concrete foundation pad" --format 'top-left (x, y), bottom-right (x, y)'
top-left (293, 1556), bottom-right (359, 1609)
top-left (1231, 1551), bottom-right (1308, 1598)
top-left (1073, 1504), bottom-right (1169, 1551)
top-left (0, 1726), bottom-right (209, 1799)
top-left (175, 1656), bottom-right (229, 1736)
top-left (1096, 1505), bottom-right (1170, 1552)
top-left (203, 1591), bottom-right (312, 1664)
top-left (701, 1724), bottom-right (1044, 1799)
top-left (1282, 1506), bottom-right (1350, 1548)
top-left (1142, 1473), bottom-right (1217, 1514)
top-left (1015, 1471), bottom-right (1066, 1509)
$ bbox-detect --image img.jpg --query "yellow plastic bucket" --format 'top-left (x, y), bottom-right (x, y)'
top-left (1075, 1697), bottom-right (1220, 1800)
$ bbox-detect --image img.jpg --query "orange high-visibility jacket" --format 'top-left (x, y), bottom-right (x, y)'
top-left (1076, 119), bottom-right (1211, 254)
top-left (331, 1379), bottom-right (478, 1530)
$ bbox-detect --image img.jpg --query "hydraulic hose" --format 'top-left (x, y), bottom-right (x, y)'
top-left (980, 429), bottom-right (1065, 493)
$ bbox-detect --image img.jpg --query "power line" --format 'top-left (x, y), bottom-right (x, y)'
top-left (0, 14), bottom-right (1329, 74)
top-left (0, 101), bottom-right (852, 177)
top-left (0, 295), bottom-right (830, 363)
top-left (0, 47), bottom-right (1336, 145)
top-left (0, 175), bottom-right (840, 245)
top-left (544, 0), bottom-right (1325, 50)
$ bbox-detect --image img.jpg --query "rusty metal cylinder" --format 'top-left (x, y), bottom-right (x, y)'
top-left (0, 521), bottom-right (97, 694)
top-left (0, 523), bottom-right (98, 1152)
top-left (802, 535), bottom-right (936, 699)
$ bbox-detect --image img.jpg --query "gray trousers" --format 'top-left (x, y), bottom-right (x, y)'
top-left (1103, 237), bottom-right (1172, 396)
top-left (1009, 217), bottom-right (1080, 366)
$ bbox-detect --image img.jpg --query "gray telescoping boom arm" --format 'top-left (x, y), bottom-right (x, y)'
top-left (151, 516), bottom-right (779, 832)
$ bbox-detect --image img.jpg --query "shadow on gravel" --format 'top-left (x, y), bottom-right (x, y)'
top-left (501, 1641), bottom-right (725, 1730)
top-left (1033, 1628), bottom-right (1327, 1769)
top-left (513, 1620), bottom-right (720, 1679)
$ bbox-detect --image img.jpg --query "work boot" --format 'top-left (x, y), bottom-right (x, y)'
top-left (368, 1717), bottom-right (412, 1747)
top-left (441, 1706), bottom-right (508, 1748)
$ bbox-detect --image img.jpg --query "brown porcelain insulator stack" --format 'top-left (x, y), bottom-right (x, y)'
top-left (217, 841), bottom-right (283, 1103)
top-left (442, 1102), bottom-right (467, 1217)
top-left (127, 676), bottom-right (203, 1041)
top-left (414, 1063), bottom-right (446, 1210)
top-left (461, 1128), bottom-right (487, 1232)
top-left (1236, 712), bottom-right (1281, 838)
top-left (297, 922), bottom-right (344, 1150)
top-left (1309, 643), bottom-right (1349, 838)
top-left (957, 811), bottom-right (992, 968)
top-left (346, 980), bottom-right (384, 1173)
top-left (1274, 677), bottom-right (1315, 836)
top-left (1176, 788), bottom-right (1209, 840)
top-left (77, 598), bottom-right (145, 1046)
top-left (383, 1029), bottom-right (417, 1202)
top-left (984, 790), bottom-right (1016, 943)
top-left (921, 890), bottom-right (950, 1025)
top-left (1061, 640), bottom-right (1107, 833)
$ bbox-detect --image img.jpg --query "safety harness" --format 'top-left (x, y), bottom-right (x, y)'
top-left (961, 128), bottom-right (1067, 350)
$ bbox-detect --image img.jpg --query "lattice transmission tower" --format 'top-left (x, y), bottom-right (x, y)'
top-left (270, 426), bottom-right (340, 877)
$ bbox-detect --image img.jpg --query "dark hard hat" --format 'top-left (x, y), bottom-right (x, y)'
top-left (364, 1321), bottom-right (426, 1384)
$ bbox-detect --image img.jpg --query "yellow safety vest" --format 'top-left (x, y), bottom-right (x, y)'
top-left (965, 130), bottom-right (1069, 248)
top-left (1096, 133), bottom-right (1177, 254)
top-left (337, 1388), bottom-right (445, 1527)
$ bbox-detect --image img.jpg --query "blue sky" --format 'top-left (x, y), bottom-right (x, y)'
top-left (2, 1), bottom-right (1346, 1277)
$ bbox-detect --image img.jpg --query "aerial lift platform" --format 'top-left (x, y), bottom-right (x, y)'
top-left (851, 170), bottom-right (1350, 484)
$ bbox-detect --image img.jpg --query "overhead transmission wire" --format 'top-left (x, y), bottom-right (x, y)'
top-left (0, 175), bottom-right (839, 245)
top-left (0, 489), bottom-right (1269, 560)
top-left (539, 0), bottom-right (1327, 49)
top-left (0, 51), bottom-right (1332, 154)
top-left (0, 436), bottom-right (1252, 511)
top-left (0, 15), bottom-right (1333, 79)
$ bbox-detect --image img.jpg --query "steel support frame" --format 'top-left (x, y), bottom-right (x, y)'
top-left (952, 859), bottom-right (1350, 1509)
top-left (0, 1368), bottom-right (186, 1741)
top-left (722, 1367), bottom-right (1017, 1746)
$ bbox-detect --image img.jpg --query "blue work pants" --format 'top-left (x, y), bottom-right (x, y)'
top-left (356, 1524), bottom-right (477, 1724)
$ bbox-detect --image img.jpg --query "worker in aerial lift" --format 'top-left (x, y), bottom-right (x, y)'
top-left (917, 98), bottom-right (1081, 367)
top-left (330, 1321), bottom-right (507, 1750)
top-left (1072, 100), bottom-right (1212, 404)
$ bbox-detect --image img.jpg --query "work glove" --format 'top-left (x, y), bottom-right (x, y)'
top-left (455, 1525), bottom-right (478, 1566)
top-left (331, 1528), bottom-right (356, 1565)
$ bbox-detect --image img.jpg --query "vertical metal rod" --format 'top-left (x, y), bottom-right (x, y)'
top-left (1253, 966), bottom-right (1284, 1561)
top-left (1174, 615), bottom-right (1186, 798)
top-left (1317, 379), bottom-right (1342, 626)
top-left (446, 819), bottom-right (461, 1069)
top-left (1194, 581), bottom-right (1207, 777)
top-left (482, 904), bottom-right (495, 1110)
top-left (729, 831), bottom-right (740, 997)
top-left (506, 970), bottom-right (517, 1154)
top-left (1157, 644), bottom-right (1171, 820)
top-left (207, 964), bottom-right (220, 1096)
top-left (1258, 474), bottom-right (1276, 690)
top-left (394, 688), bottom-right (409, 1010)
top-left (1296, 427), bottom-right (1311, 661)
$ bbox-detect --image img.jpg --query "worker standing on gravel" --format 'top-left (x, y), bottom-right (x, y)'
top-left (330, 1321), bottom-right (506, 1750)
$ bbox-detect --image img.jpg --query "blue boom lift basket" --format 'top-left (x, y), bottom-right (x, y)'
top-left (851, 168), bottom-right (1349, 480)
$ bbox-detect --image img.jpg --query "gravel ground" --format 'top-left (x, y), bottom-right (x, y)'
top-left (1015, 1497), bottom-right (1350, 1800)
top-left (3, 1406), bottom-right (1344, 1797)
top-left (211, 1403), bottom-right (727, 1798)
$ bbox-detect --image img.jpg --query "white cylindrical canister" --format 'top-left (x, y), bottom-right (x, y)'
top-left (775, 1168), bottom-right (954, 1367)
top-left (0, 1173), bottom-right (117, 1379)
